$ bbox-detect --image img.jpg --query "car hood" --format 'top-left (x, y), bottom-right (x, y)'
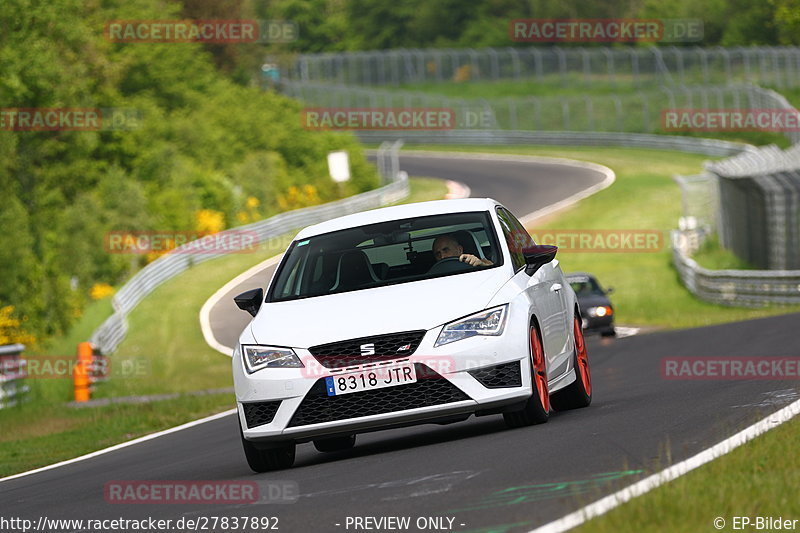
top-left (576, 293), bottom-right (612, 309)
top-left (248, 269), bottom-right (508, 348)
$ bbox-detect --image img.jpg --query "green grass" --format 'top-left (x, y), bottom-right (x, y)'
top-left (0, 393), bottom-right (235, 478)
top-left (0, 178), bottom-right (447, 477)
top-left (396, 176), bottom-right (448, 204)
top-left (402, 144), bottom-right (800, 329)
top-left (577, 414), bottom-right (800, 532)
top-left (34, 298), bottom-right (113, 358)
top-left (692, 235), bottom-right (755, 270)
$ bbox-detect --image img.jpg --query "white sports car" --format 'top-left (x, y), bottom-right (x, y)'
top-left (232, 198), bottom-right (592, 471)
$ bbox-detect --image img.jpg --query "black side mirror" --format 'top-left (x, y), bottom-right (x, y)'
top-left (522, 245), bottom-right (558, 276)
top-left (605, 287), bottom-right (615, 295)
top-left (234, 288), bottom-right (264, 317)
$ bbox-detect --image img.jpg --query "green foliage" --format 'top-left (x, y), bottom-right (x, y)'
top-left (261, 0), bottom-right (800, 51)
top-left (0, 0), bottom-right (378, 341)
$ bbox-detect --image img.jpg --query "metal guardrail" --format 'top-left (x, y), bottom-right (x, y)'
top-left (356, 129), bottom-right (753, 157)
top-left (673, 141), bottom-right (800, 304)
top-left (672, 231), bottom-right (800, 306)
top-left (285, 46), bottom-right (800, 89)
top-left (89, 144), bottom-right (408, 355)
top-left (0, 344), bottom-right (28, 409)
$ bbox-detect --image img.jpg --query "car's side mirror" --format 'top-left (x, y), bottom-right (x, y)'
top-left (234, 288), bottom-right (264, 317)
top-left (605, 287), bottom-right (615, 294)
top-left (522, 245), bottom-right (558, 276)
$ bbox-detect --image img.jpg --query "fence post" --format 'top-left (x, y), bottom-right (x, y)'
top-left (74, 341), bottom-right (92, 402)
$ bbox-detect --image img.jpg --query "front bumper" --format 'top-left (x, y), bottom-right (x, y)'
top-left (582, 315), bottom-right (614, 333)
top-left (234, 329), bottom-right (532, 443)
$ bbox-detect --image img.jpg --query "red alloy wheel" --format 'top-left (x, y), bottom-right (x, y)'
top-left (573, 317), bottom-right (592, 396)
top-left (530, 326), bottom-right (550, 412)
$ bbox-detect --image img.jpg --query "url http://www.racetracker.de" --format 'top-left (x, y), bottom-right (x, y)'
top-left (0, 515), bottom-right (281, 532)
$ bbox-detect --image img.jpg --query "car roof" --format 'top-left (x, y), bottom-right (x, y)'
top-left (295, 198), bottom-right (503, 239)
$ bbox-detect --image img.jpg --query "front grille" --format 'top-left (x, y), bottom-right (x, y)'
top-left (309, 330), bottom-right (426, 368)
top-left (287, 363), bottom-right (469, 427)
top-left (469, 361), bottom-right (522, 389)
top-left (242, 401), bottom-right (281, 428)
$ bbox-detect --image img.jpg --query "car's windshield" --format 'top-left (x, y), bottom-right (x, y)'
top-left (567, 276), bottom-right (604, 295)
top-left (268, 211), bottom-right (503, 302)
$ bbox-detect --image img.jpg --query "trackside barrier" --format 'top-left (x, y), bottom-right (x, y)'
top-left (88, 146), bottom-right (408, 356)
top-left (355, 129), bottom-right (753, 157)
top-left (671, 231), bottom-right (800, 306)
top-left (285, 46), bottom-right (800, 90)
top-left (0, 344), bottom-right (28, 409)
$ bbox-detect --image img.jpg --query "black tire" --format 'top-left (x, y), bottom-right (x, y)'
top-left (551, 315), bottom-right (593, 411)
top-left (240, 421), bottom-right (296, 472)
top-left (600, 327), bottom-right (616, 337)
top-left (313, 434), bottom-right (356, 452)
top-left (504, 322), bottom-right (550, 428)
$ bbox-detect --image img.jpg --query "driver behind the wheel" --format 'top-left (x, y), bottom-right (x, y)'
top-left (432, 234), bottom-right (493, 267)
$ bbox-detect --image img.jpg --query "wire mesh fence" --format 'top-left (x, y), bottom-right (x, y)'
top-left (284, 46), bottom-right (800, 89)
top-left (283, 81), bottom-right (800, 144)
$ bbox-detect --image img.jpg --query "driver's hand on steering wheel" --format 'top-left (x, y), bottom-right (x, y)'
top-left (459, 254), bottom-right (493, 267)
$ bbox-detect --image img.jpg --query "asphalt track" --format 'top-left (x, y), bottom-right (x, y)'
top-left (3, 154), bottom-right (799, 533)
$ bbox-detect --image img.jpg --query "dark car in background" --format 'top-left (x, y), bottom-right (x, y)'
top-left (566, 273), bottom-right (615, 337)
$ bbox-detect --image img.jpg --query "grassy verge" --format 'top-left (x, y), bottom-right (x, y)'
top-left (692, 235), bottom-right (755, 270)
top-left (576, 413), bottom-right (800, 532)
top-left (402, 144), bottom-right (800, 329)
top-left (0, 178), bottom-right (447, 477)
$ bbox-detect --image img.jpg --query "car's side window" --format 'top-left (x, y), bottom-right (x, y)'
top-left (506, 209), bottom-right (535, 248)
top-left (496, 208), bottom-right (526, 270)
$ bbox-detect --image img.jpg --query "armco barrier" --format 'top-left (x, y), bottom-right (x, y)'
top-left (356, 129), bottom-right (753, 157)
top-left (0, 344), bottom-right (28, 409)
top-left (90, 147), bottom-right (408, 356)
top-left (672, 231), bottom-right (800, 306)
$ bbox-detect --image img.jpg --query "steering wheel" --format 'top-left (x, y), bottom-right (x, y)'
top-left (428, 256), bottom-right (471, 275)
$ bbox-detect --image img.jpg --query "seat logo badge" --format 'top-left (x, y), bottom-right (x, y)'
top-left (360, 343), bottom-right (376, 355)
top-left (397, 344), bottom-right (412, 352)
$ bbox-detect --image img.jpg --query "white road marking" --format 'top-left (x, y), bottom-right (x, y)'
top-left (613, 327), bottom-right (640, 339)
top-left (0, 409), bottom-right (237, 484)
top-left (444, 180), bottom-right (471, 199)
top-left (395, 150), bottom-right (616, 224)
top-left (527, 397), bottom-right (800, 533)
top-left (199, 254), bottom-right (283, 356)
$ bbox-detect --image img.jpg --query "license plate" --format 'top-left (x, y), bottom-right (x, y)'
top-left (325, 363), bottom-right (417, 396)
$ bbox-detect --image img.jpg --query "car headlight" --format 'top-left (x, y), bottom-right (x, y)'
top-left (242, 345), bottom-right (303, 373)
top-left (435, 305), bottom-right (508, 347)
top-left (586, 306), bottom-right (613, 318)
